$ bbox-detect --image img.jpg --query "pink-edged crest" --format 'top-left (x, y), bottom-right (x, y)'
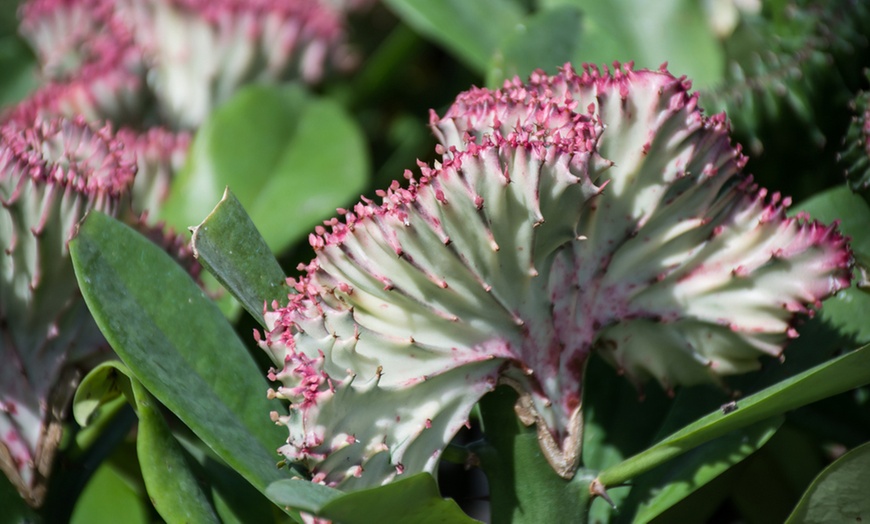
top-left (11, 0), bottom-right (147, 126)
top-left (260, 63), bottom-right (852, 487)
top-left (16, 0), bottom-right (350, 130)
top-left (117, 0), bottom-right (346, 128)
top-left (18, 0), bottom-right (120, 80)
top-left (0, 116), bottom-right (135, 506)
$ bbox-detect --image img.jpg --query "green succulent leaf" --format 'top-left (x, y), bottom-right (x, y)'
top-left (597, 341), bottom-right (870, 489)
top-left (69, 212), bottom-right (302, 503)
top-left (75, 362), bottom-right (221, 523)
top-left (486, 5), bottom-right (583, 87)
top-left (132, 379), bottom-right (221, 524)
top-left (382, 0), bottom-right (525, 73)
top-left (265, 479), bottom-right (343, 515)
top-left (785, 440), bottom-right (870, 523)
top-left (267, 472), bottom-right (475, 523)
top-left (73, 362), bottom-right (135, 428)
top-left (191, 188), bottom-right (289, 327)
top-left (319, 473), bottom-right (476, 524)
top-left (628, 418), bottom-right (782, 523)
top-left (69, 461), bottom-right (149, 524)
top-left (159, 83), bottom-right (369, 257)
top-left (76, 363), bottom-right (285, 524)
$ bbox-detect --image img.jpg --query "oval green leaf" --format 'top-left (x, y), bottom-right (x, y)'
top-left (160, 83), bottom-right (369, 256)
top-left (383, 0), bottom-right (524, 73)
top-left (319, 473), bottom-right (477, 524)
top-left (132, 380), bottom-right (221, 523)
top-left (786, 440), bottom-right (870, 523)
top-left (74, 362), bottom-right (221, 523)
top-left (70, 461), bottom-right (149, 524)
top-left (70, 212), bottom-right (294, 499)
top-left (486, 5), bottom-right (583, 87)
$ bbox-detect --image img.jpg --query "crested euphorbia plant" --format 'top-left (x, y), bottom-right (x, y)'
top-left (0, 116), bottom-right (134, 506)
top-left (259, 64), bottom-right (851, 494)
top-left (63, 48), bottom-right (870, 519)
top-left (37, 0), bottom-right (870, 519)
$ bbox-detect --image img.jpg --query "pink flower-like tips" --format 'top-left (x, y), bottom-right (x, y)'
top-left (16, 0), bottom-right (349, 129)
top-left (0, 116), bottom-right (135, 506)
top-left (119, 0), bottom-right (346, 128)
top-left (260, 64), bottom-right (852, 487)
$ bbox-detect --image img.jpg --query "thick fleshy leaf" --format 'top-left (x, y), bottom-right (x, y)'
top-left (485, 5), bottom-right (583, 87)
top-left (785, 440), bottom-right (870, 523)
top-left (75, 361), bottom-right (221, 523)
top-left (629, 418), bottom-right (781, 523)
top-left (268, 472), bottom-right (476, 523)
top-left (75, 362), bottom-right (285, 524)
top-left (69, 211), bottom-right (290, 496)
top-left (195, 449), bottom-right (278, 524)
top-left (191, 188), bottom-right (289, 326)
top-left (265, 478), bottom-right (342, 515)
top-left (382, 0), bottom-right (524, 72)
top-left (69, 461), bottom-right (149, 524)
top-left (539, 0), bottom-right (724, 88)
top-left (159, 83), bottom-right (369, 256)
top-left (596, 342), bottom-right (870, 490)
top-left (319, 473), bottom-right (476, 524)
top-left (134, 378), bottom-right (222, 524)
top-left (73, 362), bottom-right (133, 428)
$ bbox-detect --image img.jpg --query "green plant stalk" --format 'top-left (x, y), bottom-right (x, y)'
top-left (475, 387), bottom-right (594, 524)
top-left (597, 343), bottom-right (870, 488)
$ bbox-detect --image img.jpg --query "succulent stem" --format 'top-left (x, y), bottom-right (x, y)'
top-left (475, 386), bottom-right (594, 524)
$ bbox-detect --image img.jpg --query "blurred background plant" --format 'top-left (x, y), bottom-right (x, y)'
top-left (2, 0), bottom-right (870, 522)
